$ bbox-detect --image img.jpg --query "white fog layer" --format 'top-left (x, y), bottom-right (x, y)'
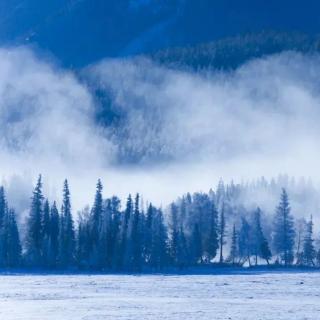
top-left (0, 48), bottom-right (319, 211)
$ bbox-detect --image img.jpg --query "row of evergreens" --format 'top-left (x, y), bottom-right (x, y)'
top-left (0, 175), bottom-right (319, 271)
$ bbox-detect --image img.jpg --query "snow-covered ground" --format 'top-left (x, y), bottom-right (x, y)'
top-left (0, 272), bottom-right (319, 319)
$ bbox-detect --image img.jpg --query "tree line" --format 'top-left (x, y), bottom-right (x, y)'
top-left (0, 175), bottom-right (319, 271)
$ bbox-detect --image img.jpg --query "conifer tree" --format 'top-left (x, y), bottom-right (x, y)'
top-left (144, 204), bottom-right (154, 264)
top-left (0, 187), bottom-right (6, 228)
top-left (25, 175), bottom-right (44, 266)
top-left (302, 216), bottom-right (316, 266)
top-left (238, 217), bottom-right (252, 266)
top-left (58, 180), bottom-right (75, 268)
top-left (252, 207), bottom-right (272, 265)
top-left (49, 201), bottom-right (60, 268)
top-left (229, 224), bottom-right (238, 265)
top-left (89, 180), bottom-right (104, 268)
top-left (41, 199), bottom-right (51, 267)
top-left (177, 226), bottom-right (188, 269)
top-left (3, 209), bottom-right (22, 268)
top-left (76, 207), bottom-right (91, 269)
top-left (205, 201), bottom-right (219, 262)
top-left (273, 189), bottom-right (295, 266)
top-left (149, 209), bottom-right (168, 269)
top-left (260, 234), bottom-right (272, 265)
top-left (169, 203), bottom-right (179, 265)
top-left (117, 194), bottom-right (133, 269)
top-left (218, 204), bottom-right (226, 263)
top-left (130, 194), bottom-right (143, 271)
top-left (0, 186), bottom-right (7, 266)
top-left (190, 223), bottom-right (202, 264)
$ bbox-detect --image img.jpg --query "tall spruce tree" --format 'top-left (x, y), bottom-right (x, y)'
top-left (177, 226), bottom-right (188, 269)
top-left (0, 186), bottom-right (7, 266)
top-left (58, 180), bottom-right (75, 268)
top-left (3, 209), bottom-right (22, 268)
top-left (273, 189), bottom-right (295, 266)
top-left (25, 175), bottom-right (44, 266)
top-left (229, 224), bottom-right (238, 265)
top-left (49, 201), bottom-right (60, 268)
top-left (144, 204), bottom-right (154, 265)
top-left (118, 194), bottom-right (133, 269)
top-left (41, 199), bottom-right (51, 267)
top-left (130, 194), bottom-right (143, 271)
top-left (89, 180), bottom-right (104, 268)
top-left (149, 209), bottom-right (168, 269)
top-left (0, 187), bottom-right (6, 228)
top-left (190, 223), bottom-right (202, 264)
top-left (238, 217), bottom-right (252, 266)
top-left (169, 203), bottom-right (179, 266)
top-left (252, 208), bottom-right (272, 265)
top-left (218, 204), bottom-right (226, 263)
top-left (302, 216), bottom-right (316, 266)
top-left (205, 201), bottom-right (219, 262)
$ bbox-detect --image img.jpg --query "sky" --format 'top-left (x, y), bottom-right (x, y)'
top-left (0, 47), bottom-right (320, 215)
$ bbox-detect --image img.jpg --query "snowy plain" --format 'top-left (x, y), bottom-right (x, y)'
top-left (0, 271), bottom-right (319, 320)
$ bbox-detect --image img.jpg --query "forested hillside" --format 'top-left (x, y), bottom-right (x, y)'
top-left (1, 1), bottom-right (320, 67)
top-left (151, 31), bottom-right (320, 70)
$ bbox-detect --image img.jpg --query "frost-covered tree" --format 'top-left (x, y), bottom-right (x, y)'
top-left (238, 217), bottom-right (252, 265)
top-left (25, 175), bottom-right (44, 266)
top-left (49, 201), bottom-right (60, 268)
top-left (58, 180), bottom-right (75, 268)
top-left (252, 208), bottom-right (272, 265)
top-left (2, 209), bottom-right (22, 268)
top-left (218, 204), bottom-right (226, 263)
top-left (204, 202), bottom-right (219, 262)
top-left (273, 189), bottom-right (295, 266)
top-left (90, 180), bottom-right (103, 263)
top-left (149, 209), bottom-right (168, 269)
top-left (41, 199), bottom-right (51, 267)
top-left (229, 224), bottom-right (238, 265)
top-left (131, 194), bottom-right (143, 271)
top-left (302, 216), bottom-right (316, 266)
top-left (190, 223), bottom-right (202, 264)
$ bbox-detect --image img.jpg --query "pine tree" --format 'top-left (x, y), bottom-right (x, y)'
top-left (252, 207), bottom-right (272, 265)
top-left (149, 209), bottom-right (168, 270)
top-left (89, 180), bottom-right (104, 268)
top-left (49, 201), bottom-right (60, 268)
top-left (205, 201), bottom-right (219, 262)
top-left (302, 216), bottom-right (316, 266)
top-left (238, 217), bottom-right (252, 266)
top-left (273, 189), bottom-right (295, 266)
top-left (58, 180), bottom-right (75, 268)
top-left (260, 235), bottom-right (272, 265)
top-left (169, 203), bottom-right (179, 266)
top-left (177, 226), bottom-right (188, 269)
top-left (144, 204), bottom-right (154, 265)
top-left (218, 204), bottom-right (226, 263)
top-left (0, 186), bottom-right (7, 266)
top-left (2, 209), bottom-right (22, 268)
top-left (25, 175), bottom-right (44, 267)
top-left (117, 194), bottom-right (133, 270)
top-left (76, 207), bottom-right (91, 269)
top-left (0, 187), bottom-right (6, 228)
top-left (190, 223), bottom-right (202, 264)
top-left (41, 199), bottom-right (51, 267)
top-left (229, 224), bottom-right (238, 265)
top-left (130, 194), bottom-right (143, 271)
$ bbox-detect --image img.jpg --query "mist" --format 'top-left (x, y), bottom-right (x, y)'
top-left (0, 47), bottom-right (319, 215)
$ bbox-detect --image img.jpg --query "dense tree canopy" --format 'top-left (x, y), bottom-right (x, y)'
top-left (0, 176), bottom-right (318, 271)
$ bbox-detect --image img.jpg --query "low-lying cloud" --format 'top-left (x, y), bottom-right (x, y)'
top-left (0, 47), bottom-right (319, 215)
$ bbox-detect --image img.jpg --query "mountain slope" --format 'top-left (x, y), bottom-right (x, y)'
top-left (0, 1), bottom-right (320, 67)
